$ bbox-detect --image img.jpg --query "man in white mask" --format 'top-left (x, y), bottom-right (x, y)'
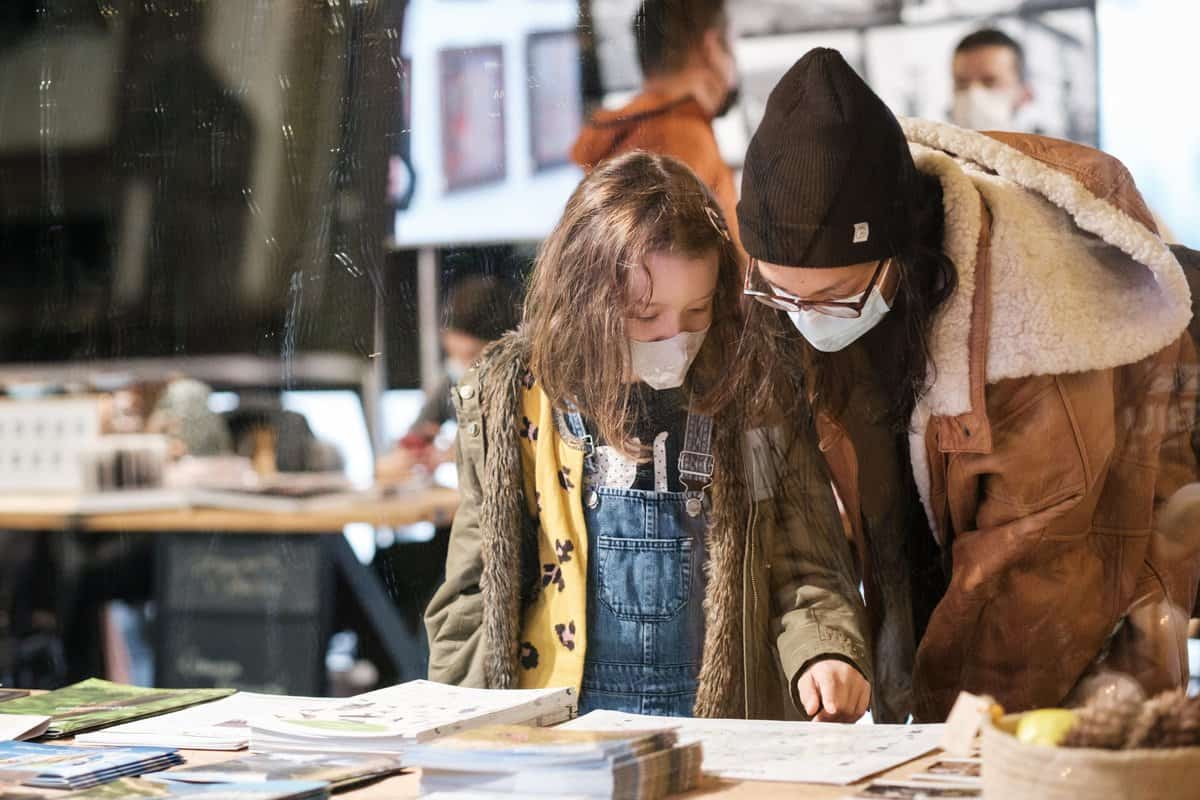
top-left (949, 28), bottom-right (1033, 132)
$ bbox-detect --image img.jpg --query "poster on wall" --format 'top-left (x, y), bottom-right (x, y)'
top-left (527, 31), bottom-right (584, 170)
top-left (865, 7), bottom-right (1098, 144)
top-left (439, 45), bottom-right (507, 191)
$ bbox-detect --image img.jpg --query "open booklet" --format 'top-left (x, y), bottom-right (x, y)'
top-left (249, 680), bottom-right (577, 755)
top-left (563, 710), bottom-right (945, 786)
top-left (75, 693), bottom-right (336, 751)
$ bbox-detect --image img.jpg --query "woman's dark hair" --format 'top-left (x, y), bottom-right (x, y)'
top-left (730, 171), bottom-right (957, 433)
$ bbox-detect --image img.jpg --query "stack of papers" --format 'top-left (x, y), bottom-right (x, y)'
top-left (76, 693), bottom-right (337, 751)
top-left (407, 724), bottom-right (703, 800)
top-left (147, 752), bottom-right (403, 791)
top-left (0, 679), bottom-right (233, 738)
top-left (59, 777), bottom-right (330, 799)
top-left (249, 680), bottom-right (576, 756)
top-left (563, 710), bottom-right (945, 785)
top-left (0, 741), bottom-right (182, 790)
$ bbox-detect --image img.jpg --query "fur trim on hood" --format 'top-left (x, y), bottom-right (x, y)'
top-left (902, 119), bottom-right (1191, 420)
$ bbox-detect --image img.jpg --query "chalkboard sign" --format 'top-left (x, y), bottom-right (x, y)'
top-left (157, 616), bottom-right (326, 695)
top-left (155, 534), bottom-right (332, 695)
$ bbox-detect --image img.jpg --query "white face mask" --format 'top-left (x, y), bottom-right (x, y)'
top-left (951, 86), bottom-right (1017, 131)
top-left (787, 284), bottom-right (892, 353)
top-left (628, 327), bottom-right (709, 390)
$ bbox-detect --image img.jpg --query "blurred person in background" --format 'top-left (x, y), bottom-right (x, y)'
top-left (950, 28), bottom-right (1033, 132)
top-left (376, 275), bottom-right (521, 484)
top-left (571, 0), bottom-right (744, 259)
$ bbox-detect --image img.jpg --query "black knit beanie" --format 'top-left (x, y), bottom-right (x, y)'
top-left (738, 48), bottom-right (921, 268)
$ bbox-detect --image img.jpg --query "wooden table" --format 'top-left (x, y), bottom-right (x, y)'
top-left (0, 489), bottom-right (461, 694)
top-left (16, 744), bottom-right (945, 798)
top-left (0, 488), bottom-right (461, 534)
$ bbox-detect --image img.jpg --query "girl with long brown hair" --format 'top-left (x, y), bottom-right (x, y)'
top-left (425, 151), bottom-right (871, 720)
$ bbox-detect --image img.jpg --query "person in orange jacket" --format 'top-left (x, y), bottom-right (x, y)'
top-left (571, 0), bottom-right (744, 260)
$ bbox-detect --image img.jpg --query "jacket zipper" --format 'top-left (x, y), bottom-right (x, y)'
top-left (743, 498), bottom-right (758, 719)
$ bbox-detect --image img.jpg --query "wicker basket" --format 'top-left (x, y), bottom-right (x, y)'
top-left (982, 714), bottom-right (1200, 799)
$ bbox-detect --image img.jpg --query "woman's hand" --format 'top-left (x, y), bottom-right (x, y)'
top-left (797, 659), bottom-right (871, 722)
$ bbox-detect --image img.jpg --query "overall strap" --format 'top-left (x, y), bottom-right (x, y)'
top-left (678, 409), bottom-right (714, 517)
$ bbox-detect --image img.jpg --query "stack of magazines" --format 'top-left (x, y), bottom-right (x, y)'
top-left (0, 740), bottom-right (182, 790)
top-left (57, 777), bottom-right (331, 799)
top-left (0, 678), bottom-right (233, 738)
top-left (405, 724), bottom-right (704, 799)
top-left (146, 752), bottom-right (403, 791)
top-left (249, 680), bottom-right (577, 756)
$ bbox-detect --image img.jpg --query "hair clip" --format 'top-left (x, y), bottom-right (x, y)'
top-left (704, 205), bottom-right (731, 243)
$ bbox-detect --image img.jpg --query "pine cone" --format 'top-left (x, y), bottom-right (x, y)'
top-left (1063, 695), bottom-right (1142, 749)
top-left (1125, 690), bottom-right (1192, 749)
top-left (1125, 692), bottom-right (1200, 749)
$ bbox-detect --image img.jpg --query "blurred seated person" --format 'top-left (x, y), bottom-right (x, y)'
top-left (376, 275), bottom-right (521, 484)
top-left (107, 376), bottom-right (233, 458)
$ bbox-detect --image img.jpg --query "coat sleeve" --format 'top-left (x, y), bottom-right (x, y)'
top-left (424, 368), bottom-right (490, 687)
top-left (915, 355), bottom-right (1181, 720)
top-left (758, 427), bottom-right (874, 710)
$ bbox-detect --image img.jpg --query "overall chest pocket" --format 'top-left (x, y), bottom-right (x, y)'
top-left (596, 536), bottom-right (692, 621)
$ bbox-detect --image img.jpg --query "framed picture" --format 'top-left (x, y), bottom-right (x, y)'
top-left (527, 30), bottom-right (584, 171)
top-left (439, 45), bottom-right (507, 191)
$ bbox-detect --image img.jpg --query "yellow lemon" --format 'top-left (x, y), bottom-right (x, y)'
top-left (1015, 709), bottom-right (1078, 747)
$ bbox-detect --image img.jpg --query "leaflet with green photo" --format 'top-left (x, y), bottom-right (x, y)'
top-left (0, 679), bottom-right (234, 738)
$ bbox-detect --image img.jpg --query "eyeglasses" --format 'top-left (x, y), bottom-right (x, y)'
top-left (743, 258), bottom-right (888, 318)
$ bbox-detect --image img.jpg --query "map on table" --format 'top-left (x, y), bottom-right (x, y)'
top-left (562, 710), bottom-right (945, 785)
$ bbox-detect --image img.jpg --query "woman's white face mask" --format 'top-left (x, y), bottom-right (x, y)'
top-left (628, 327), bottom-right (709, 390)
top-left (786, 284), bottom-right (892, 353)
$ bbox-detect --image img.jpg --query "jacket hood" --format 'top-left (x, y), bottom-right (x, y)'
top-left (570, 92), bottom-right (708, 168)
top-left (902, 118), bottom-right (1191, 419)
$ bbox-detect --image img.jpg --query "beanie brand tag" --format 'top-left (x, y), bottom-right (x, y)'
top-left (853, 222), bottom-right (870, 244)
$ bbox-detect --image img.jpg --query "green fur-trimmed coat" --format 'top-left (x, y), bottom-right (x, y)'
top-left (424, 332), bottom-right (871, 719)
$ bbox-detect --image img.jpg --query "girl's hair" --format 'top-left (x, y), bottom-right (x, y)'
top-left (731, 171), bottom-right (957, 432)
top-left (524, 150), bottom-right (742, 456)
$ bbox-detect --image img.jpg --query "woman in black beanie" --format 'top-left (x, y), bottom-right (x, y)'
top-left (733, 48), bottom-right (1199, 723)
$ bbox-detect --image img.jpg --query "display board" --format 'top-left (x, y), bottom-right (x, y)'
top-left (393, 0), bottom-right (582, 248)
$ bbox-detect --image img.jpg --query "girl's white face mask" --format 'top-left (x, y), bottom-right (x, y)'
top-left (628, 327), bottom-right (709, 390)
top-left (787, 284), bottom-right (892, 353)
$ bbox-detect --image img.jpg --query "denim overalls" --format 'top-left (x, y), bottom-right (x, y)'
top-left (563, 408), bottom-right (710, 716)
